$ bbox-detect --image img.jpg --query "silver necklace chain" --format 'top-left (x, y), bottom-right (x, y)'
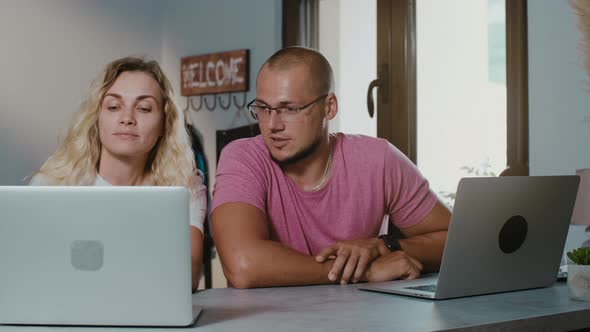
top-left (311, 139), bottom-right (333, 191)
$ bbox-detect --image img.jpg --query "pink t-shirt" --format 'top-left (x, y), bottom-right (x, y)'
top-left (212, 133), bottom-right (438, 256)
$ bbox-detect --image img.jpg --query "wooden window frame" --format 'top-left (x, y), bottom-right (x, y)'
top-left (378, 0), bottom-right (529, 175)
top-left (283, 0), bottom-right (528, 175)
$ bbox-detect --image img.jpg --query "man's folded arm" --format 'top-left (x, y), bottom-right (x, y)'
top-left (397, 201), bottom-right (451, 272)
top-left (211, 202), bottom-right (335, 289)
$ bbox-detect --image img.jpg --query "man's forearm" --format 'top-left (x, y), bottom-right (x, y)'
top-left (221, 240), bottom-right (334, 288)
top-left (398, 230), bottom-right (447, 272)
top-left (212, 203), bottom-right (336, 288)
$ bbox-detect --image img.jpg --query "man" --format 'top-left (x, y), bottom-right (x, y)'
top-left (212, 47), bottom-right (450, 288)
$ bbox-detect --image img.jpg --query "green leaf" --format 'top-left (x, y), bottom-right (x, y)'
top-left (567, 252), bottom-right (580, 264)
top-left (568, 247), bottom-right (590, 265)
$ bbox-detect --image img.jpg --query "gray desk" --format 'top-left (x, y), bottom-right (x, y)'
top-left (2, 282), bottom-right (590, 331)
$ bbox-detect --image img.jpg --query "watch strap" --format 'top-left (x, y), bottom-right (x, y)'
top-left (379, 234), bottom-right (402, 252)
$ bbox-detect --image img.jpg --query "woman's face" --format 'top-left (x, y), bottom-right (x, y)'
top-left (98, 71), bottom-right (165, 161)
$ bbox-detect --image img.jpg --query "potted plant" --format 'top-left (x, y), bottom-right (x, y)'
top-left (567, 247), bottom-right (590, 301)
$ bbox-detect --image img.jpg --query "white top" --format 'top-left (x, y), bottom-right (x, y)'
top-left (29, 174), bottom-right (206, 232)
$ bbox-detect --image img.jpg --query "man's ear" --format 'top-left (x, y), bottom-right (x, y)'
top-left (325, 93), bottom-right (338, 120)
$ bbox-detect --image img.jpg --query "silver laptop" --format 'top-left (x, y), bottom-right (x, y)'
top-left (0, 186), bottom-right (201, 326)
top-left (359, 176), bottom-right (580, 300)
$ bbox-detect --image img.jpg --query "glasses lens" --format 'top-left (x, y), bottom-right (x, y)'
top-left (255, 108), bottom-right (271, 121)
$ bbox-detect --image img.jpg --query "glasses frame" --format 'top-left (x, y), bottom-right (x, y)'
top-left (247, 94), bottom-right (329, 121)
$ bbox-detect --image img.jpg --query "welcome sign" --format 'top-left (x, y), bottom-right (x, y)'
top-left (180, 49), bottom-right (249, 96)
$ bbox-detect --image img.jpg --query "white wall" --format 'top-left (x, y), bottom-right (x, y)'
top-left (0, 0), bottom-right (282, 187)
top-left (528, 0), bottom-right (590, 258)
top-left (160, 0), bottom-right (282, 190)
top-left (529, 0), bottom-right (590, 175)
top-left (0, 0), bottom-right (163, 185)
top-left (0, 0), bottom-right (281, 289)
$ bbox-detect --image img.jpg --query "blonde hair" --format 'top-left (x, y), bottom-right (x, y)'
top-left (34, 56), bottom-right (199, 188)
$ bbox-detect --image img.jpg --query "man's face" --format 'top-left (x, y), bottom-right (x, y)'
top-left (254, 65), bottom-right (330, 164)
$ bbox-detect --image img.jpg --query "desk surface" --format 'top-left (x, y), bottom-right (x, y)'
top-left (2, 282), bottom-right (590, 331)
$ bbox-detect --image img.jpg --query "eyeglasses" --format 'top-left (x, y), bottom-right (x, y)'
top-left (247, 94), bottom-right (328, 122)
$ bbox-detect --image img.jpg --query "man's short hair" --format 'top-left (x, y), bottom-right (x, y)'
top-left (260, 47), bottom-right (334, 95)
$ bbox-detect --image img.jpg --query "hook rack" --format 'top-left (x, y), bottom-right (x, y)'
top-left (184, 92), bottom-right (248, 112)
top-left (218, 94), bottom-right (232, 110)
top-left (233, 93), bottom-right (247, 109)
top-left (203, 95), bottom-right (217, 111)
top-left (184, 96), bottom-right (203, 112)
top-left (191, 96), bottom-right (203, 111)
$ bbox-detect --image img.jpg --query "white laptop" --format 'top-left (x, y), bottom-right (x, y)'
top-left (358, 176), bottom-right (580, 300)
top-left (0, 186), bottom-right (201, 326)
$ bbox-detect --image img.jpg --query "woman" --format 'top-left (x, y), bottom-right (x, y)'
top-left (30, 56), bottom-right (206, 291)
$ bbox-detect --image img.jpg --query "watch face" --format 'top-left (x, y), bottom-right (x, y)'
top-left (382, 235), bottom-right (401, 252)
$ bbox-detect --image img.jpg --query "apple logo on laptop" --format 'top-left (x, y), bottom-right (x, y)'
top-left (70, 240), bottom-right (104, 271)
top-left (498, 215), bottom-right (528, 254)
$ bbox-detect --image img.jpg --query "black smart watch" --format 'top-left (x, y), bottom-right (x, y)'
top-left (379, 234), bottom-right (402, 252)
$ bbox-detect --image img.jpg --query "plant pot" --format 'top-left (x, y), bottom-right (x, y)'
top-left (567, 264), bottom-right (590, 301)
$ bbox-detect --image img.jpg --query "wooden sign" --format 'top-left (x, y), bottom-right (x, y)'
top-left (181, 49), bottom-right (249, 96)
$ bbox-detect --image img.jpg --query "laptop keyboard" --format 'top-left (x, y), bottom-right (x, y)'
top-left (405, 284), bottom-right (437, 293)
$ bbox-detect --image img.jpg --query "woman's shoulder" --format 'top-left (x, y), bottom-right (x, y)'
top-left (187, 170), bottom-right (207, 196)
top-left (28, 173), bottom-right (53, 186)
top-left (29, 172), bottom-right (97, 186)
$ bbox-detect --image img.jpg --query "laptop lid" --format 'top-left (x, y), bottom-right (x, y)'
top-left (0, 186), bottom-right (197, 326)
top-left (359, 176), bottom-right (580, 300)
